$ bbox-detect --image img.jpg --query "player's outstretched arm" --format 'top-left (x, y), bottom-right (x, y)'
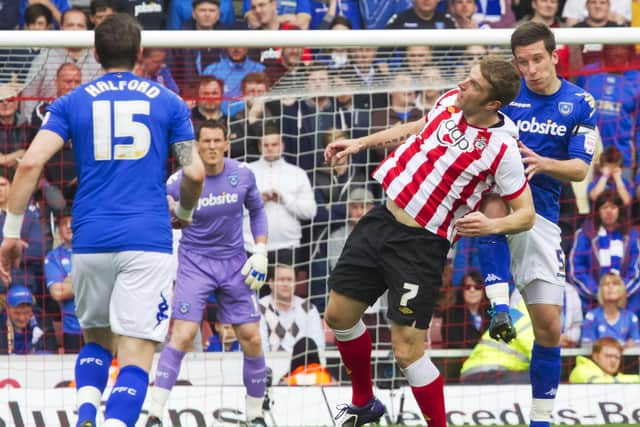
top-left (0, 130), bottom-right (64, 284)
top-left (171, 140), bottom-right (205, 228)
top-left (324, 118), bottom-right (424, 165)
top-left (455, 186), bottom-right (535, 237)
top-left (519, 141), bottom-right (590, 182)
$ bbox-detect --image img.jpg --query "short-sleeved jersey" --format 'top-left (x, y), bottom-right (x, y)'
top-left (167, 158), bottom-right (267, 258)
top-left (41, 71), bottom-right (194, 254)
top-left (501, 79), bottom-right (597, 223)
top-left (582, 307), bottom-right (640, 345)
top-left (373, 89), bottom-right (527, 242)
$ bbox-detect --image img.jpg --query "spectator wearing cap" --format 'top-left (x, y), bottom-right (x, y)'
top-left (0, 285), bottom-right (57, 354)
top-left (168, 0), bottom-right (235, 30)
top-left (310, 186), bottom-right (375, 312)
top-left (45, 208), bottom-right (82, 353)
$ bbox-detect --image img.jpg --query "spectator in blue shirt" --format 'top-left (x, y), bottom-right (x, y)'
top-left (359, 0), bottom-right (413, 28)
top-left (569, 191), bottom-right (640, 313)
top-left (168, 0), bottom-right (235, 30)
top-left (207, 320), bottom-right (241, 352)
top-left (309, 0), bottom-right (362, 29)
top-left (0, 285), bottom-right (58, 354)
top-left (45, 208), bottom-right (82, 353)
top-left (203, 47), bottom-right (265, 117)
top-left (581, 272), bottom-right (640, 348)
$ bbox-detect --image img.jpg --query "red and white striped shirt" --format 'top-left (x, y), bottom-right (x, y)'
top-left (372, 89), bottom-right (527, 242)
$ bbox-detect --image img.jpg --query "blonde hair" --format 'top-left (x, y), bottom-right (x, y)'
top-left (597, 272), bottom-right (627, 308)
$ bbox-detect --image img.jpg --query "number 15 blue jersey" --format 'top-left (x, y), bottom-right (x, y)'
top-left (41, 71), bottom-right (195, 254)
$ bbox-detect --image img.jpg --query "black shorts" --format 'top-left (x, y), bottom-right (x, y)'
top-left (328, 205), bottom-right (450, 329)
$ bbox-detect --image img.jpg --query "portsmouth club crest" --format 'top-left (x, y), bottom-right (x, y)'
top-left (179, 302), bottom-right (190, 314)
top-left (228, 174), bottom-right (239, 187)
top-left (558, 102), bottom-right (573, 116)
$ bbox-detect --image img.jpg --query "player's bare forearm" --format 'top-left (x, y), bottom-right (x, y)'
top-left (541, 158), bottom-right (590, 182)
top-left (175, 141), bottom-right (205, 210)
top-left (361, 119), bottom-right (423, 151)
top-left (494, 186), bottom-right (536, 234)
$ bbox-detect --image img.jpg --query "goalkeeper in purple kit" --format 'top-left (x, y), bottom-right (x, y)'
top-left (146, 120), bottom-right (269, 427)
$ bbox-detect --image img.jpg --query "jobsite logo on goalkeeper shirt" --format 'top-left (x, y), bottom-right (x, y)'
top-left (197, 192), bottom-right (239, 210)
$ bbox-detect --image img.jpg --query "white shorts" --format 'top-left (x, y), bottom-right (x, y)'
top-left (72, 251), bottom-right (174, 342)
top-left (508, 214), bottom-right (566, 306)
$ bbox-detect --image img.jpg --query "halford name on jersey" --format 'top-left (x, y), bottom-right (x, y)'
top-left (84, 79), bottom-right (161, 98)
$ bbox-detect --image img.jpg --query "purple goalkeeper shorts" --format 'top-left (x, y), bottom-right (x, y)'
top-left (172, 246), bottom-right (261, 325)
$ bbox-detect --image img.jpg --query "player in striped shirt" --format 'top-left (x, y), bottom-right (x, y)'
top-left (323, 58), bottom-right (536, 427)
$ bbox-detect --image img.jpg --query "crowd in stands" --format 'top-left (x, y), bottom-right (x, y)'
top-left (1, 0), bottom-right (639, 384)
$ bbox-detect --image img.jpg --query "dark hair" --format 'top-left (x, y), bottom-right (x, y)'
top-left (197, 75), bottom-right (224, 92)
top-left (330, 15), bottom-right (353, 29)
top-left (261, 123), bottom-right (281, 139)
top-left (511, 21), bottom-right (556, 55)
top-left (289, 338), bottom-right (320, 372)
top-left (196, 120), bottom-right (227, 140)
top-left (0, 167), bottom-right (16, 182)
top-left (25, 4), bottom-right (53, 27)
top-left (479, 58), bottom-right (520, 108)
top-left (193, 0), bottom-right (220, 6)
top-left (593, 191), bottom-right (627, 233)
top-left (599, 146), bottom-right (623, 167)
top-left (61, 7), bottom-right (90, 28)
top-left (142, 47), bottom-right (166, 58)
top-left (94, 13), bottom-right (141, 70)
top-left (90, 0), bottom-right (114, 15)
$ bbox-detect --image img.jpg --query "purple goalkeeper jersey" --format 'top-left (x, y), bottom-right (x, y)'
top-left (167, 158), bottom-right (267, 258)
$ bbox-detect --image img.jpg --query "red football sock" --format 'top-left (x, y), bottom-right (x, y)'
top-left (411, 375), bottom-right (446, 427)
top-left (336, 331), bottom-right (373, 406)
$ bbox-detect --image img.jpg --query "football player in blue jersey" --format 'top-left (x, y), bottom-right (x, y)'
top-left (0, 13), bottom-right (205, 427)
top-left (479, 21), bottom-right (598, 427)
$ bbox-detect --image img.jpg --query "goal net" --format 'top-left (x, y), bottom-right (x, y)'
top-left (0, 27), bottom-right (639, 426)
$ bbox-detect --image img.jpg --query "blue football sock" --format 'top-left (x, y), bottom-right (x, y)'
top-left (530, 342), bottom-right (560, 426)
top-left (75, 343), bottom-right (113, 426)
top-left (104, 365), bottom-right (149, 427)
top-left (477, 234), bottom-right (511, 313)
